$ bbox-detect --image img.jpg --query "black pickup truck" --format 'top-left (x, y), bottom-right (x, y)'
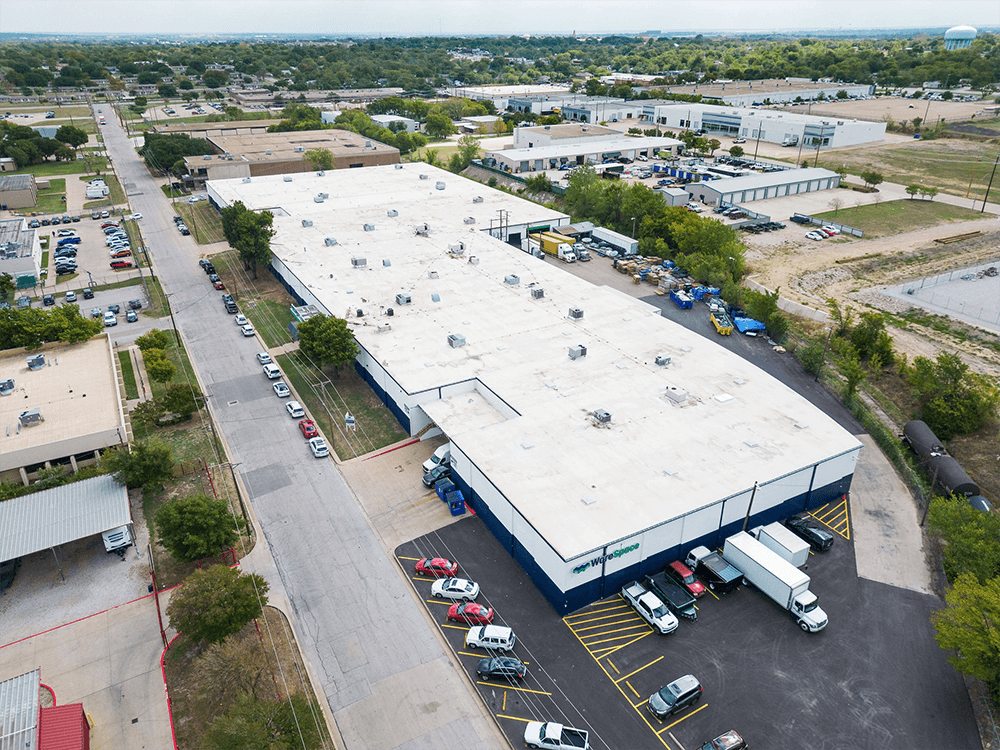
top-left (644, 572), bottom-right (697, 620)
top-left (685, 546), bottom-right (742, 595)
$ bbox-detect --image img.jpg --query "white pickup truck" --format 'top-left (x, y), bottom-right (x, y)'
top-left (621, 580), bottom-right (678, 634)
top-left (524, 721), bottom-right (590, 750)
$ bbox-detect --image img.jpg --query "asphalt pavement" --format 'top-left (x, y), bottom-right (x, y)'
top-left (96, 105), bottom-right (505, 750)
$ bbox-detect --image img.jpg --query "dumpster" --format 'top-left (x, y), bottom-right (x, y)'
top-left (446, 490), bottom-right (466, 516)
top-left (435, 478), bottom-right (456, 501)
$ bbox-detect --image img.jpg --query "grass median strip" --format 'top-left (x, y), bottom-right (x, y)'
top-left (118, 350), bottom-right (139, 399)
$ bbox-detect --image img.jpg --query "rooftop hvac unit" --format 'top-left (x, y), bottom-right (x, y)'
top-left (351, 256), bottom-right (367, 268)
top-left (473, 196), bottom-right (484, 203)
top-left (318, 192), bottom-right (329, 199)
top-left (313, 196), bottom-right (325, 203)
top-left (19, 408), bottom-right (44, 427)
top-left (568, 307), bottom-right (584, 320)
top-left (265, 149), bottom-right (272, 155)
top-left (593, 409), bottom-right (611, 424)
top-left (202, 155), bottom-right (212, 160)
top-left (324, 237), bottom-right (337, 246)
top-left (355, 308), bottom-right (364, 317)
top-left (294, 146), bottom-right (305, 152)
top-left (655, 354), bottom-right (671, 366)
top-left (428, 270), bottom-right (439, 279)
top-left (419, 174), bottom-right (429, 180)
top-left (435, 181), bottom-right (446, 190)
top-left (363, 223), bottom-right (375, 231)
top-left (463, 216), bottom-right (476, 224)
top-left (26, 354), bottom-right (45, 370)
top-left (664, 388), bottom-right (688, 404)
top-left (387, 209), bottom-right (398, 217)
top-left (242, 177), bottom-right (251, 183)
top-left (396, 293), bottom-right (412, 305)
top-left (302, 219), bottom-right (313, 227)
top-left (382, 259), bottom-right (392, 267)
top-left (377, 323), bottom-right (392, 333)
top-left (386, 307), bottom-right (393, 316)
top-left (0, 378), bottom-right (14, 396)
top-left (283, 176), bottom-right (292, 182)
top-left (415, 223), bottom-right (429, 236)
top-left (448, 242), bottom-right (465, 255)
top-left (448, 333), bottom-right (467, 348)
top-left (531, 287), bottom-right (544, 299)
top-left (394, 164), bottom-right (403, 170)
top-left (504, 274), bottom-right (520, 286)
top-left (364, 140), bottom-right (372, 148)
top-left (568, 344), bottom-right (587, 360)
top-left (317, 170), bottom-right (325, 176)
top-left (468, 256), bottom-right (479, 265)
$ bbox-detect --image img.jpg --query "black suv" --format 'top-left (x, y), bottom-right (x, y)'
top-left (43, 294), bottom-right (55, 306)
top-left (476, 657), bottom-right (527, 682)
top-left (203, 263), bottom-right (216, 275)
top-left (128, 299), bottom-right (143, 310)
top-left (783, 515), bottom-right (834, 552)
top-left (422, 464), bottom-right (452, 488)
top-left (82, 288), bottom-right (94, 299)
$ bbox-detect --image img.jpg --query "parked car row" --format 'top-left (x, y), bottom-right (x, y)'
top-left (805, 225), bottom-right (841, 241)
top-left (175, 214), bottom-right (191, 235)
top-left (257, 349), bottom-right (329, 458)
top-left (27, 215), bottom-right (80, 228)
top-left (741, 221), bottom-right (786, 234)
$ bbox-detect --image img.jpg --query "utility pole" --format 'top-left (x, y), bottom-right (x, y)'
top-left (980, 151), bottom-right (1000, 212)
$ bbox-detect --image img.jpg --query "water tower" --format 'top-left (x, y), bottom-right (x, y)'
top-left (944, 25), bottom-right (977, 51)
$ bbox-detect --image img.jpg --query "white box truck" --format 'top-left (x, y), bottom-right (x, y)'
top-left (723, 531), bottom-right (827, 632)
top-left (751, 522), bottom-right (810, 568)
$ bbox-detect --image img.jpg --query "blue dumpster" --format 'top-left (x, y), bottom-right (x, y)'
top-left (435, 478), bottom-right (456, 501)
top-left (446, 490), bottom-right (466, 516)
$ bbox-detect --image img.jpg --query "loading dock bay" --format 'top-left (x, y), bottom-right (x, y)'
top-left (397, 501), bottom-right (976, 749)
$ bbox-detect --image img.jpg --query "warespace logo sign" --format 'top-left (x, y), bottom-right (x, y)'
top-left (572, 543), bottom-right (640, 575)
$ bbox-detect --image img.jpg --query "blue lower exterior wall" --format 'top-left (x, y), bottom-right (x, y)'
top-left (460, 469), bottom-right (853, 615)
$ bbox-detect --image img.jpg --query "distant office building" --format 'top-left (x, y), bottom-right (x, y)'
top-left (944, 25), bottom-right (977, 50)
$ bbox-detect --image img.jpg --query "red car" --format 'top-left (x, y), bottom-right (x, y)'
top-left (415, 557), bottom-right (458, 578)
top-left (666, 561), bottom-right (706, 598)
top-left (213, 279), bottom-right (225, 290)
top-left (298, 419), bottom-right (318, 439)
top-left (447, 602), bottom-right (494, 625)
top-left (110, 260), bottom-right (133, 270)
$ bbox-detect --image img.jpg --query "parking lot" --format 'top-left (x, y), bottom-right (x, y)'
top-left (398, 498), bottom-right (977, 749)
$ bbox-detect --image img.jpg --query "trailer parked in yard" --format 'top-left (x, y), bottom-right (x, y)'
top-left (751, 522), bottom-right (810, 568)
top-left (591, 226), bottom-right (638, 256)
top-left (723, 531), bottom-right (827, 632)
top-left (643, 572), bottom-right (697, 620)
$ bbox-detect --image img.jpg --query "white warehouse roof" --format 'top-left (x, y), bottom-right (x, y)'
top-left (696, 167), bottom-right (840, 194)
top-left (487, 136), bottom-right (682, 163)
top-left (209, 165), bottom-right (861, 561)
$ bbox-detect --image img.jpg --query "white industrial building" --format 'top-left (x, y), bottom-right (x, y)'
top-left (513, 123), bottom-right (621, 149)
top-left (370, 114), bottom-right (418, 133)
top-left (0, 217), bottom-right (41, 289)
top-left (685, 167), bottom-right (842, 206)
top-left (632, 78), bottom-right (874, 107)
top-left (639, 103), bottom-right (886, 148)
top-left (484, 135), bottom-right (682, 174)
top-left (207, 164), bottom-right (861, 612)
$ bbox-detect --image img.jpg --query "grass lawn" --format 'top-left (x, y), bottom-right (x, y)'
top-left (812, 199), bottom-right (984, 239)
top-left (146, 335), bottom-right (200, 403)
top-left (34, 178), bottom-right (66, 213)
top-left (15, 159), bottom-right (108, 177)
top-left (412, 144), bottom-right (461, 164)
top-left (175, 202), bottom-right (225, 244)
top-left (40, 251), bottom-right (49, 269)
top-left (276, 352), bottom-right (408, 460)
top-left (243, 299), bottom-right (294, 349)
top-left (118, 350), bottom-right (139, 399)
top-left (92, 276), bottom-right (142, 293)
top-left (141, 275), bottom-right (170, 318)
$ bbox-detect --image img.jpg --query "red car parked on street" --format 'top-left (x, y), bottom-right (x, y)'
top-left (298, 419), bottom-right (318, 439)
top-left (414, 557), bottom-right (458, 578)
top-left (447, 602), bottom-right (494, 625)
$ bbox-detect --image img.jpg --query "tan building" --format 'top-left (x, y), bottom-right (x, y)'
top-left (152, 119), bottom-right (283, 138)
top-left (0, 336), bottom-right (128, 483)
top-left (182, 129), bottom-right (400, 189)
top-left (0, 174), bottom-right (37, 209)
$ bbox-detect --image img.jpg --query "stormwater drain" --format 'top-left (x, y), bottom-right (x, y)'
top-left (228, 400), bottom-right (239, 406)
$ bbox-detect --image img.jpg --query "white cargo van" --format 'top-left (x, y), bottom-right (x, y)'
top-left (422, 443), bottom-right (452, 473)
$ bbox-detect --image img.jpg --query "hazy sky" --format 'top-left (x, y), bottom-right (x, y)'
top-left (3, 0), bottom-right (999, 36)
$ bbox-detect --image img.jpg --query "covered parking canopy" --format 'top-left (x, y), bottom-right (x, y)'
top-left (0, 474), bottom-right (131, 568)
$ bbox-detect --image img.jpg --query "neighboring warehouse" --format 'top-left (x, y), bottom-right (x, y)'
top-left (484, 131), bottom-right (683, 173)
top-left (631, 78), bottom-right (874, 106)
top-left (0, 174), bottom-right (38, 210)
top-left (0, 216), bottom-right (42, 288)
top-left (208, 164), bottom-right (861, 612)
top-left (152, 119), bottom-right (282, 138)
top-left (0, 336), bottom-right (128, 482)
top-left (0, 670), bottom-right (91, 750)
top-left (182, 129), bottom-right (400, 190)
top-left (685, 167), bottom-right (842, 206)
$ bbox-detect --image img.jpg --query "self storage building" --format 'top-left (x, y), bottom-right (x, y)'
top-left (208, 164), bottom-right (862, 612)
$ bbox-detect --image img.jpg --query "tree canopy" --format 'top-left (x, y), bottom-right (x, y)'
top-left (221, 201), bottom-right (276, 279)
top-left (139, 132), bottom-right (213, 175)
top-left (156, 494), bottom-right (245, 563)
top-left (166, 564), bottom-right (268, 645)
top-left (0, 305), bottom-right (103, 350)
top-left (297, 313), bottom-right (358, 377)
top-left (102, 441), bottom-right (174, 493)
top-left (904, 352), bottom-right (1000, 440)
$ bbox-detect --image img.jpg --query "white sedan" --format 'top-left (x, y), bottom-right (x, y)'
top-left (234, 313), bottom-right (248, 326)
top-left (241, 323), bottom-right (256, 337)
top-left (309, 436), bottom-right (330, 458)
top-left (272, 381), bottom-right (290, 398)
top-left (285, 400), bottom-right (305, 418)
top-left (430, 577), bottom-right (480, 602)
top-left (130, 213), bottom-right (143, 220)
top-left (256, 351), bottom-right (271, 365)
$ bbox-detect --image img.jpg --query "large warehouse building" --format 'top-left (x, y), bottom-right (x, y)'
top-left (208, 165), bottom-right (861, 612)
top-left (685, 167), bottom-right (842, 205)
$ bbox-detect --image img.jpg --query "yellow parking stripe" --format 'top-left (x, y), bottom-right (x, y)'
top-left (591, 631), bottom-right (652, 657)
top-left (497, 714), bottom-right (534, 723)
top-left (426, 599), bottom-right (451, 606)
top-left (581, 626), bottom-right (651, 646)
top-left (565, 608), bottom-right (633, 627)
top-left (572, 615), bottom-right (647, 634)
top-left (615, 656), bottom-right (664, 684)
top-left (477, 682), bottom-right (552, 696)
top-left (441, 623), bottom-right (468, 631)
top-left (607, 659), bottom-right (620, 675)
top-left (564, 602), bottom-right (630, 619)
top-left (655, 703), bottom-right (708, 733)
top-left (398, 556), bottom-right (422, 561)
top-left (502, 691), bottom-right (506, 711)
top-left (625, 680), bottom-right (640, 698)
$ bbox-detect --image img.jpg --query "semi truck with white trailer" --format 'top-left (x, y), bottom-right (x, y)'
top-left (750, 522), bottom-right (810, 568)
top-left (723, 531), bottom-right (827, 632)
top-left (590, 226), bottom-right (638, 256)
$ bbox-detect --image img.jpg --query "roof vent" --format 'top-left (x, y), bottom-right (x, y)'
top-left (428, 270), bottom-right (439, 279)
top-left (242, 177), bottom-right (251, 183)
top-left (317, 170), bottom-right (325, 176)
top-left (568, 307), bottom-right (583, 320)
top-left (395, 164), bottom-right (403, 170)
top-left (655, 354), bottom-right (671, 366)
top-left (318, 192), bottom-right (329, 199)
top-left (355, 308), bottom-right (364, 318)
top-left (473, 196), bottom-right (484, 203)
top-left (593, 409), bottom-right (611, 424)
top-left (19, 408), bottom-right (44, 426)
top-left (448, 242), bottom-right (465, 255)
top-left (294, 146), bottom-right (305, 152)
top-left (431, 293), bottom-right (441, 302)
top-left (387, 209), bottom-right (398, 218)
top-left (568, 344), bottom-right (587, 360)
top-left (0, 378), bottom-right (14, 396)
top-left (664, 387), bottom-right (688, 404)
top-left (351, 256), bottom-right (367, 268)
top-left (324, 237), bottom-right (338, 246)
top-left (435, 181), bottom-right (446, 190)
top-left (301, 219), bottom-right (313, 227)
top-left (504, 274), bottom-right (519, 286)
top-left (283, 176), bottom-right (292, 182)
top-left (313, 196), bottom-right (325, 203)
top-left (396, 293), bottom-right (412, 305)
top-left (415, 223), bottom-right (429, 236)
top-left (463, 216), bottom-right (476, 224)
top-left (265, 149), bottom-right (272, 155)
top-left (448, 333), bottom-right (467, 348)
top-left (468, 256), bottom-right (479, 265)
top-left (26, 354), bottom-right (45, 370)
top-left (363, 223), bottom-right (375, 231)
top-left (419, 174), bottom-right (429, 180)
top-left (377, 323), bottom-right (392, 333)
top-left (382, 259), bottom-right (391, 267)
top-left (531, 287), bottom-right (544, 299)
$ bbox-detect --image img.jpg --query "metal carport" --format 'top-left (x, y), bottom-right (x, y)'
top-left (0, 475), bottom-right (132, 580)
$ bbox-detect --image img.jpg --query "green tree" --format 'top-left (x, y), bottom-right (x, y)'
top-left (102, 441), bottom-right (173, 492)
top-left (202, 693), bottom-right (322, 750)
top-left (166, 565), bottom-right (267, 645)
top-left (707, 138), bottom-right (721, 155)
top-left (156, 494), bottom-right (244, 563)
top-left (523, 173), bottom-right (553, 193)
top-left (849, 312), bottom-right (894, 365)
top-left (54, 124), bottom-right (88, 150)
top-left (928, 494), bottom-right (1000, 583)
top-left (131, 96), bottom-right (148, 115)
top-left (860, 170), bottom-right (883, 189)
top-left (456, 134), bottom-right (480, 165)
top-left (905, 184), bottom-right (920, 199)
top-left (157, 83), bottom-right (178, 99)
top-left (162, 382), bottom-right (200, 417)
top-left (297, 313), bottom-right (358, 377)
top-left (202, 69), bottom-right (230, 88)
top-left (0, 272), bottom-right (14, 300)
top-left (825, 298), bottom-right (854, 338)
top-left (932, 574), bottom-right (1000, 700)
top-left (836, 89), bottom-right (849, 99)
top-left (425, 112), bottom-right (455, 138)
top-left (135, 329), bottom-right (170, 352)
top-left (906, 352), bottom-right (1000, 439)
top-left (839, 342), bottom-right (866, 397)
top-left (303, 148), bottom-right (333, 171)
top-left (144, 349), bottom-right (176, 383)
top-left (729, 145), bottom-right (744, 158)
top-left (919, 186), bottom-right (938, 201)
top-left (796, 339), bottom-right (827, 376)
top-left (221, 201), bottom-right (275, 279)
